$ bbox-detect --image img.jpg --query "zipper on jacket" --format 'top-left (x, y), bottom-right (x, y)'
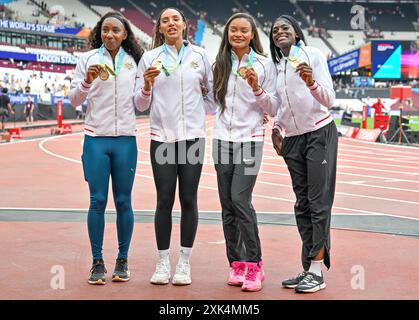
top-left (229, 76), bottom-right (238, 141)
top-left (180, 64), bottom-right (186, 137)
top-left (113, 58), bottom-right (118, 135)
top-left (284, 60), bottom-right (300, 134)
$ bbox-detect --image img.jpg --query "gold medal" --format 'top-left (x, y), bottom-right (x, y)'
top-left (99, 66), bottom-right (109, 81)
top-left (151, 59), bottom-right (163, 71)
top-left (287, 56), bottom-right (301, 69)
top-left (238, 66), bottom-right (248, 79)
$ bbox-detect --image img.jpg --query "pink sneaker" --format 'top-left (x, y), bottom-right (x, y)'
top-left (241, 262), bottom-right (265, 292)
top-left (227, 261), bottom-right (246, 286)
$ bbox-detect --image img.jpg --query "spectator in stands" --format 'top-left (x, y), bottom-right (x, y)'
top-left (0, 88), bottom-right (14, 132)
top-left (269, 15), bottom-right (337, 294)
top-left (133, 7), bottom-right (214, 287)
top-left (212, 12), bottom-right (278, 292)
top-left (44, 83), bottom-right (51, 94)
top-left (75, 104), bottom-right (83, 120)
top-left (69, 11), bottom-right (144, 286)
top-left (24, 95), bottom-right (35, 125)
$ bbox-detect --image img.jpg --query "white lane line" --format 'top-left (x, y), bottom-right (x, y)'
top-left (335, 158), bottom-right (419, 170)
top-left (337, 165), bottom-right (419, 176)
top-left (261, 162), bottom-right (419, 184)
top-left (337, 144), bottom-right (419, 154)
top-left (37, 128), bottom-right (419, 219)
top-left (39, 134), bottom-right (83, 164)
top-left (335, 192), bottom-right (419, 205)
top-left (338, 151), bottom-right (419, 161)
top-left (339, 138), bottom-right (419, 152)
top-left (0, 131), bottom-right (83, 146)
top-left (138, 148), bottom-right (419, 203)
top-left (264, 146), bottom-right (419, 162)
top-left (138, 157), bottom-right (419, 193)
top-left (340, 181), bottom-right (419, 194)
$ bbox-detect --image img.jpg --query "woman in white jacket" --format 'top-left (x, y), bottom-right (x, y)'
top-left (133, 7), bottom-right (214, 286)
top-left (270, 15), bottom-right (338, 293)
top-left (212, 13), bottom-right (278, 292)
top-left (69, 11), bottom-right (143, 285)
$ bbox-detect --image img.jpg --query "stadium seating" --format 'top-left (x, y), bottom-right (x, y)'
top-left (5, 0), bottom-right (50, 24)
top-left (41, 0), bottom-right (99, 27)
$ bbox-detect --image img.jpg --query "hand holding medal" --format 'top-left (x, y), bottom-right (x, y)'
top-left (151, 59), bottom-right (163, 71)
top-left (99, 64), bottom-right (109, 81)
top-left (85, 64), bottom-right (103, 84)
top-left (295, 62), bottom-right (314, 87)
top-left (237, 66), bottom-right (248, 79)
top-left (285, 44), bottom-right (302, 69)
top-left (143, 60), bottom-right (162, 91)
top-left (243, 67), bottom-right (260, 92)
top-left (97, 45), bottom-right (125, 81)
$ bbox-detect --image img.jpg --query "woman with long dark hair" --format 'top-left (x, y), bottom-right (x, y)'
top-left (134, 8), bottom-right (214, 286)
top-left (269, 15), bottom-right (337, 293)
top-left (212, 12), bottom-right (278, 292)
top-left (69, 11), bottom-right (143, 285)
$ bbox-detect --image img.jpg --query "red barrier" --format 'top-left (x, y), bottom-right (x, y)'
top-left (374, 115), bottom-right (390, 130)
top-left (63, 124), bottom-right (72, 134)
top-left (8, 128), bottom-right (23, 139)
top-left (56, 100), bottom-right (63, 128)
top-left (362, 105), bottom-right (367, 129)
top-left (355, 128), bottom-right (382, 142)
top-left (351, 127), bottom-right (360, 139)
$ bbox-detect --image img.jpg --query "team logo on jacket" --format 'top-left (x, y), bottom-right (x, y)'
top-left (124, 62), bottom-right (135, 70)
top-left (190, 60), bottom-right (199, 69)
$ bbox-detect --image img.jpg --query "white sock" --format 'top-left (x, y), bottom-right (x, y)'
top-left (158, 249), bottom-right (170, 260)
top-left (179, 246), bottom-right (192, 263)
top-left (308, 260), bottom-right (323, 277)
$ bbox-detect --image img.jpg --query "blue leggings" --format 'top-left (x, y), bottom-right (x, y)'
top-left (82, 135), bottom-right (137, 260)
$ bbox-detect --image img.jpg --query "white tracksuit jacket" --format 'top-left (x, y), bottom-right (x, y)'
top-left (273, 42), bottom-right (335, 137)
top-left (213, 50), bottom-right (279, 142)
top-left (133, 42), bottom-right (215, 142)
top-left (69, 47), bottom-right (138, 137)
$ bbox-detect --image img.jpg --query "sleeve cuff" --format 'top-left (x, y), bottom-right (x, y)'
top-left (273, 122), bottom-right (282, 132)
top-left (308, 81), bottom-right (320, 91)
top-left (141, 88), bottom-right (152, 97)
top-left (253, 87), bottom-right (266, 97)
top-left (80, 81), bottom-right (92, 92)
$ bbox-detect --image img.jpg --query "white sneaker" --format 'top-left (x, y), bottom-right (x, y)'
top-left (150, 257), bottom-right (171, 285)
top-left (172, 260), bottom-right (192, 285)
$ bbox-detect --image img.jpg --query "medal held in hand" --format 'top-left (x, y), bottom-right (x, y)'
top-left (232, 48), bottom-right (255, 80)
top-left (98, 45), bottom-right (126, 81)
top-left (152, 59), bottom-right (163, 71)
top-left (286, 56), bottom-right (301, 69)
top-left (285, 44), bottom-right (302, 69)
top-left (99, 65), bottom-right (109, 81)
top-left (238, 66), bottom-right (249, 79)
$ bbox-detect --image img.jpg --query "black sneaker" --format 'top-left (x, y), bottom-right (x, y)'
top-left (88, 259), bottom-right (107, 285)
top-left (295, 272), bottom-right (326, 293)
top-left (281, 271), bottom-right (308, 288)
top-left (112, 258), bottom-right (130, 282)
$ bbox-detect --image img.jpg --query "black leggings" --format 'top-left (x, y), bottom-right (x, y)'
top-left (150, 138), bottom-right (205, 250)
